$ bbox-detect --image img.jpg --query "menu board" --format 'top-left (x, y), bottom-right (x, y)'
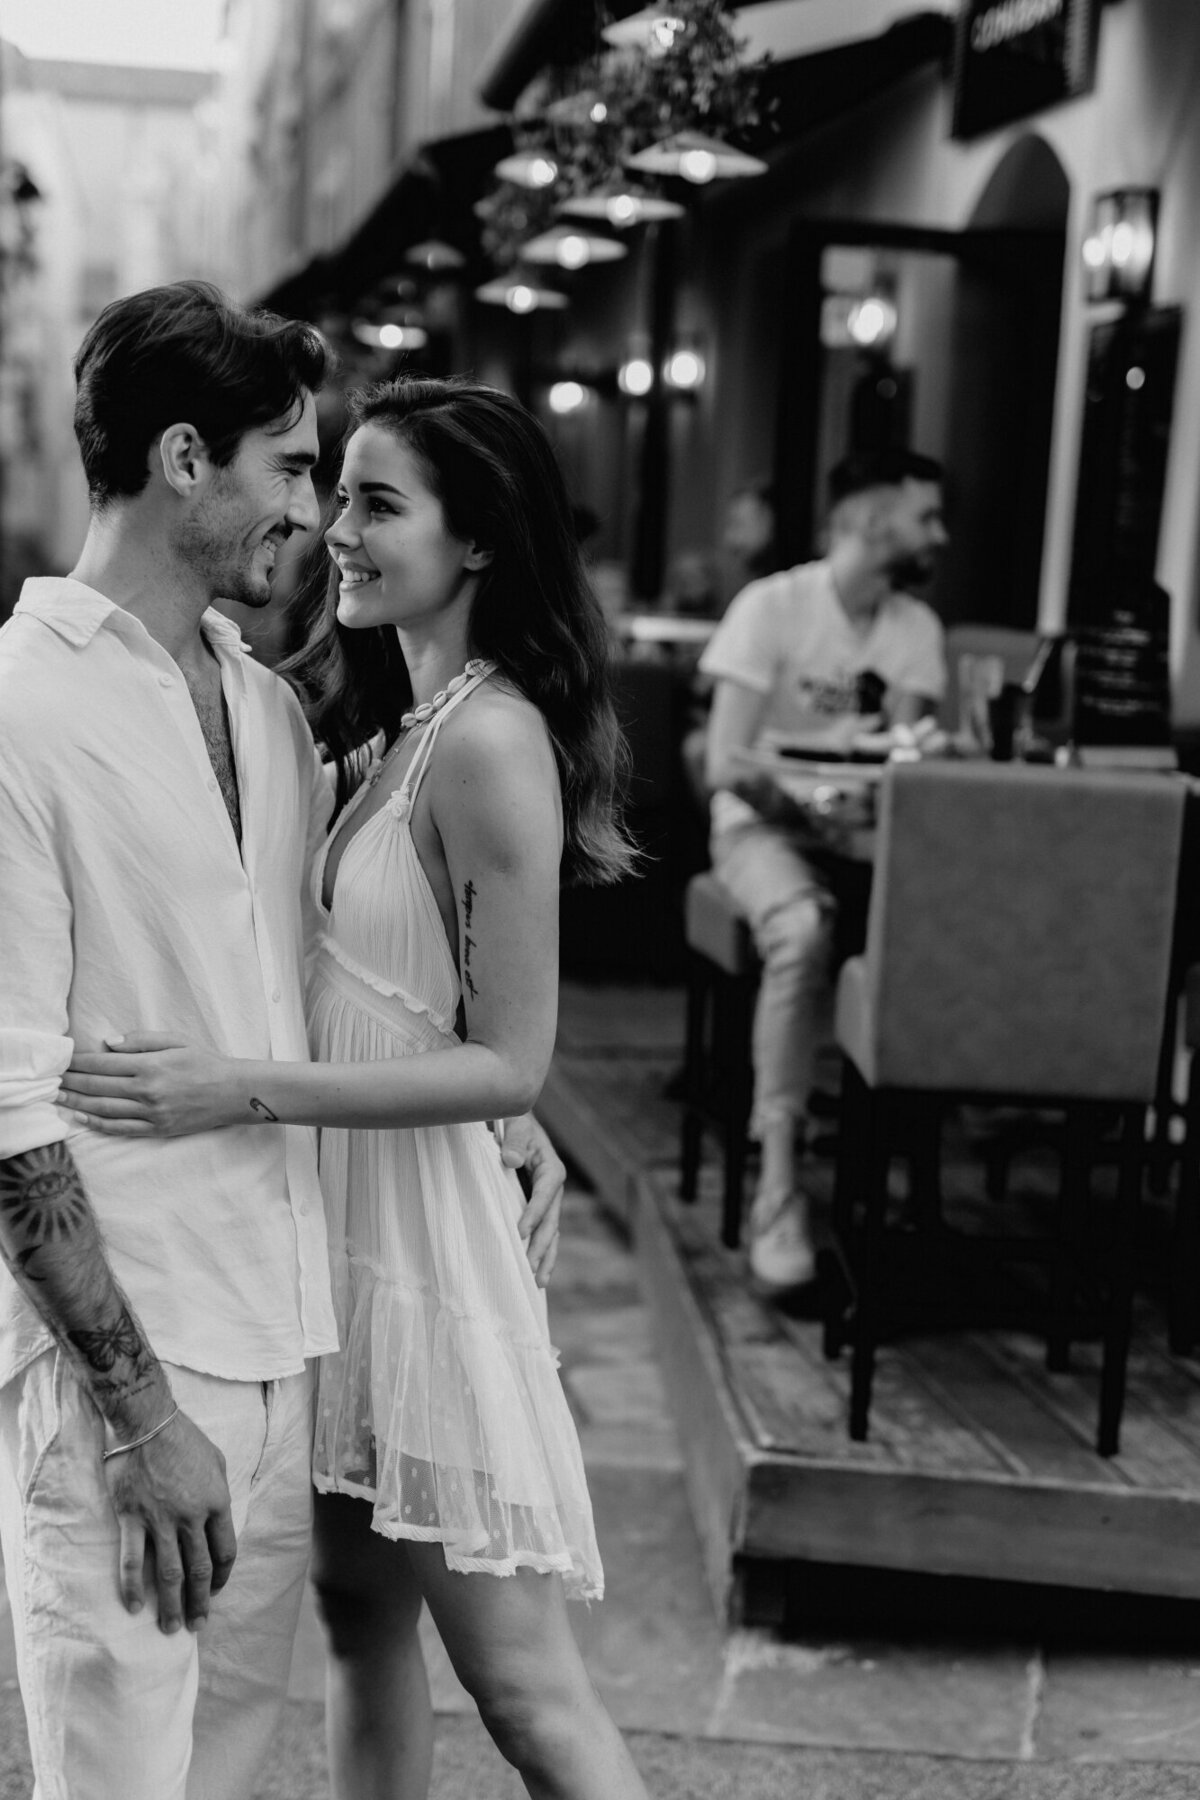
top-left (1065, 309), bottom-right (1180, 746)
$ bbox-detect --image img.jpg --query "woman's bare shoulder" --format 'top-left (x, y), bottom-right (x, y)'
top-left (435, 678), bottom-right (555, 778)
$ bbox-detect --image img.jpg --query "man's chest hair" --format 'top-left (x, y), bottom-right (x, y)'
top-left (184, 667), bottom-right (242, 841)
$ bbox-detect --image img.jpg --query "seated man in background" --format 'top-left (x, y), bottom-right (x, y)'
top-left (700, 448), bottom-right (948, 1292)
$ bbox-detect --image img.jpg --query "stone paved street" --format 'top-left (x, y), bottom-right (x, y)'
top-left (3, 1181), bottom-right (1200, 1796)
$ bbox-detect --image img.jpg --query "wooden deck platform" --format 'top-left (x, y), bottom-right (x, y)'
top-left (540, 982), bottom-right (1200, 1622)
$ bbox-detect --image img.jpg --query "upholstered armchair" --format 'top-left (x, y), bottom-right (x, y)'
top-left (829, 760), bottom-right (1185, 1456)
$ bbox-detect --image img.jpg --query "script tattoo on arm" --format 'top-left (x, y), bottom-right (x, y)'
top-left (461, 879), bottom-right (480, 1002)
top-left (0, 1143), bottom-right (166, 1430)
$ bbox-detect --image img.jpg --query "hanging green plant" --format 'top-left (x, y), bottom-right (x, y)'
top-left (479, 1), bottom-right (772, 274)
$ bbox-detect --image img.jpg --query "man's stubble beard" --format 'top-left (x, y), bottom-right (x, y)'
top-left (175, 505), bottom-right (274, 610)
top-left (888, 552), bottom-right (937, 594)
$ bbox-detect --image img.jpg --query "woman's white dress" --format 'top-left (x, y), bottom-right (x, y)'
top-left (308, 668), bottom-right (602, 1599)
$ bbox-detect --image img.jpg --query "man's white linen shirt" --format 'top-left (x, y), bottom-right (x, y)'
top-left (0, 578), bottom-right (338, 1385)
top-left (700, 560), bottom-right (946, 834)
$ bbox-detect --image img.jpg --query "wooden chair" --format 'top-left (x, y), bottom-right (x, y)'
top-left (678, 871), bottom-right (759, 1249)
top-left (827, 760), bottom-right (1185, 1456)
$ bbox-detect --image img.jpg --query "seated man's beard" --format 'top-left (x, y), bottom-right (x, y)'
top-left (888, 552), bottom-right (936, 591)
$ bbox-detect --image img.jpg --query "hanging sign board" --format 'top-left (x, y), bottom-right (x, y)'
top-left (951, 0), bottom-right (1100, 139)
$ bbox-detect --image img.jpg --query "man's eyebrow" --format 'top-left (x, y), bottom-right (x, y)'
top-left (276, 450), bottom-right (318, 469)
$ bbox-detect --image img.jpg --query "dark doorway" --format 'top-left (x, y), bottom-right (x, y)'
top-left (773, 135), bottom-right (1069, 631)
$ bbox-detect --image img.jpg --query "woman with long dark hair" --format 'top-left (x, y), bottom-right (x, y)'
top-left (59, 377), bottom-right (647, 1798)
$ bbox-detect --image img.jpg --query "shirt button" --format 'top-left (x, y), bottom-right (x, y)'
top-left (158, 674), bottom-right (172, 688)
top-left (271, 988), bottom-right (281, 1003)
top-left (208, 777), bottom-right (218, 792)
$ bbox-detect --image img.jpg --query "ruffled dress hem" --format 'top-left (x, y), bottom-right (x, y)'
top-left (311, 1471), bottom-right (601, 1594)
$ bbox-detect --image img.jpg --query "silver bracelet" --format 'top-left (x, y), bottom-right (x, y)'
top-left (101, 1404), bottom-right (180, 1462)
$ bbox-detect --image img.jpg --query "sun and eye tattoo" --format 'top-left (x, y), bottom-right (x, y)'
top-left (0, 1144), bottom-right (91, 1279)
top-left (462, 879), bottom-right (480, 1002)
top-left (0, 1144), bottom-right (159, 1402)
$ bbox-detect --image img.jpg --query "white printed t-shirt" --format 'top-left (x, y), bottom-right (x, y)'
top-left (699, 559), bottom-right (946, 834)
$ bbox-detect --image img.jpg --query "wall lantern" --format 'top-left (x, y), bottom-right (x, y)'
top-left (846, 294), bottom-right (899, 349)
top-left (493, 149), bottom-right (559, 189)
top-left (601, 8), bottom-right (686, 53)
top-left (625, 129), bottom-right (766, 185)
top-left (521, 225), bottom-right (628, 269)
top-left (618, 356), bottom-right (655, 397)
top-left (548, 381), bottom-right (592, 414)
top-left (1081, 188), bottom-right (1158, 305)
top-left (559, 186), bottom-right (684, 228)
top-left (663, 346), bottom-right (705, 391)
top-left (474, 276), bottom-right (568, 313)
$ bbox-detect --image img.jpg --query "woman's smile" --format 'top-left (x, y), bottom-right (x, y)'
top-left (325, 426), bottom-right (489, 632)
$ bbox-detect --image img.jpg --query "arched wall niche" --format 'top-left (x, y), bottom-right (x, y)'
top-left (967, 132), bottom-right (1071, 233)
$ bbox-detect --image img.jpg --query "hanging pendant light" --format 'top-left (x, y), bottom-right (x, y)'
top-left (474, 276), bottom-right (569, 313)
top-left (625, 130), bottom-right (766, 184)
top-left (521, 225), bottom-right (628, 270)
top-left (543, 89), bottom-right (610, 127)
top-left (352, 319), bottom-right (430, 351)
top-left (493, 149), bottom-right (559, 189)
top-left (559, 186), bottom-right (684, 228)
top-left (601, 8), bottom-right (686, 53)
top-left (404, 239), bottom-right (466, 272)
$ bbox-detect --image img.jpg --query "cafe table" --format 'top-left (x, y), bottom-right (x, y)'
top-left (618, 611), bottom-right (717, 651)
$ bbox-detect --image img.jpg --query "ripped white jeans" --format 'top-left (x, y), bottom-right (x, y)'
top-left (710, 819), bottom-right (839, 1139)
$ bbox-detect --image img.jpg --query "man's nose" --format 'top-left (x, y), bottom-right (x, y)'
top-left (290, 477), bottom-right (322, 535)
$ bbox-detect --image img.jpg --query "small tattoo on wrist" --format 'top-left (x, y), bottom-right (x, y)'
top-left (249, 1098), bottom-right (279, 1122)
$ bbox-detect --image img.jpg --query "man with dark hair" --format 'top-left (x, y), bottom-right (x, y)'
top-left (700, 447), bottom-right (948, 1293)
top-left (0, 281), bottom-right (563, 1799)
top-left (73, 279), bottom-right (332, 508)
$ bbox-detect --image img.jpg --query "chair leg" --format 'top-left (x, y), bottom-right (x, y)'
top-left (1169, 1051), bottom-right (1200, 1356)
top-left (720, 975), bottom-right (754, 1249)
top-left (1047, 1106), bottom-right (1089, 1373)
top-left (849, 1089), bottom-right (889, 1442)
top-left (825, 1060), bottom-right (866, 1360)
top-left (1097, 1105), bottom-right (1143, 1457)
top-left (907, 1097), bottom-right (944, 1235)
top-left (832, 1060), bottom-right (868, 1242)
top-left (1148, 996), bottom-right (1180, 1198)
top-left (679, 956), bottom-right (708, 1203)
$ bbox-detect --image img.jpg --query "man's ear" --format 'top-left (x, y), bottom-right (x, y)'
top-left (464, 543), bottom-right (494, 572)
top-left (158, 423), bottom-right (210, 498)
top-left (860, 492), bottom-right (895, 547)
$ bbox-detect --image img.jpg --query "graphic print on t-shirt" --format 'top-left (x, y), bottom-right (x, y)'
top-left (792, 670), bottom-right (860, 716)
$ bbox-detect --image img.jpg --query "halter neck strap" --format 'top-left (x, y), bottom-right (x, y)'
top-left (400, 661), bottom-right (496, 804)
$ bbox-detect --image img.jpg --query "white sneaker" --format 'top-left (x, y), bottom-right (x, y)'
top-left (748, 1193), bottom-right (816, 1293)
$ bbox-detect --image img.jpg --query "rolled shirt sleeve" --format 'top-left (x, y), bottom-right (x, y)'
top-left (0, 779), bottom-right (73, 1157)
